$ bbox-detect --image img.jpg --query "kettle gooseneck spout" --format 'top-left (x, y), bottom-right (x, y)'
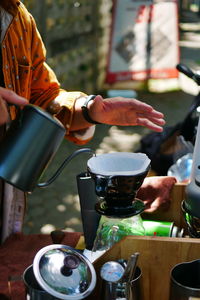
top-left (37, 148), bottom-right (95, 188)
top-left (0, 104), bottom-right (95, 192)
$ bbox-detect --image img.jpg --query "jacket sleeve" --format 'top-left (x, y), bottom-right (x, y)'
top-left (28, 11), bottom-right (95, 144)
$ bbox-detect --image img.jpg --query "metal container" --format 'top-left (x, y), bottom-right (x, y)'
top-left (23, 244), bottom-right (96, 300)
top-left (0, 104), bottom-right (95, 192)
top-left (100, 261), bottom-right (125, 300)
top-left (126, 266), bottom-right (143, 300)
top-left (0, 104), bottom-right (66, 192)
top-left (170, 259), bottom-right (200, 299)
top-left (143, 220), bottom-right (184, 237)
top-left (24, 265), bottom-right (56, 300)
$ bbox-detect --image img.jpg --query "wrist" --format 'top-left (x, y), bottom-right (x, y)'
top-left (81, 95), bottom-right (101, 124)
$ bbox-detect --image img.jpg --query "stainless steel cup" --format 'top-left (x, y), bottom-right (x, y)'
top-left (23, 265), bottom-right (58, 300)
top-left (169, 259), bottom-right (200, 299)
top-left (126, 266), bottom-right (143, 300)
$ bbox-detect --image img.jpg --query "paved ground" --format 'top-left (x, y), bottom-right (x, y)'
top-left (23, 7), bottom-right (200, 235)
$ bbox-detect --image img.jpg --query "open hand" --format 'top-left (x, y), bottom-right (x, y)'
top-left (88, 95), bottom-right (165, 132)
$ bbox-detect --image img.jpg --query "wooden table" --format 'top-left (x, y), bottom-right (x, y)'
top-left (1, 183), bottom-right (198, 300)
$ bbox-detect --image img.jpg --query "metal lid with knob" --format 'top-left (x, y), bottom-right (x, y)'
top-left (33, 244), bottom-right (96, 300)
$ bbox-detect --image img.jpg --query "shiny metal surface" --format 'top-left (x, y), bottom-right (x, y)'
top-left (33, 244), bottom-right (96, 300)
top-left (100, 261), bottom-right (125, 282)
top-left (100, 261), bottom-right (125, 300)
top-left (23, 265), bottom-right (57, 300)
top-left (170, 259), bottom-right (200, 299)
top-left (126, 266), bottom-right (143, 300)
top-left (0, 104), bottom-right (66, 192)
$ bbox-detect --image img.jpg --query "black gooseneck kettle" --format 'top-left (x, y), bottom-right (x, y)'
top-left (0, 104), bottom-right (94, 192)
top-left (0, 104), bottom-right (152, 251)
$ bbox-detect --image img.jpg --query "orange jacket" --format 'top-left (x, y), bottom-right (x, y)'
top-left (2, 1), bottom-right (93, 144)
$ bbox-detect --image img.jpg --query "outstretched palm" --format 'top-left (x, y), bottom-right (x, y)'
top-left (89, 95), bottom-right (165, 132)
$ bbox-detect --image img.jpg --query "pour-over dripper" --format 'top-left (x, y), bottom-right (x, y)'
top-left (87, 152), bottom-right (151, 218)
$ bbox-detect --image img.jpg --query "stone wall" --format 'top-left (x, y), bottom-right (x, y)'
top-left (22, 0), bottom-right (113, 94)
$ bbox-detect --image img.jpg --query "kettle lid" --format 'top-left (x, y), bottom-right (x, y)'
top-left (33, 244), bottom-right (96, 299)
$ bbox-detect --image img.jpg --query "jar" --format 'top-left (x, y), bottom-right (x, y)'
top-left (92, 214), bottom-right (145, 252)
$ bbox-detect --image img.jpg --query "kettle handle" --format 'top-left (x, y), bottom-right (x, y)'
top-left (37, 148), bottom-right (95, 188)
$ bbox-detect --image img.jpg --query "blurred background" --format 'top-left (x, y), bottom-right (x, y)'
top-left (21, 0), bottom-right (200, 235)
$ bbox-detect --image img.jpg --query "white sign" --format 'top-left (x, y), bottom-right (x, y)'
top-left (106, 0), bottom-right (179, 84)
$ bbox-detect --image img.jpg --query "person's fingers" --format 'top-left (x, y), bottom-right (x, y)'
top-left (144, 197), bottom-right (171, 213)
top-left (136, 118), bottom-right (164, 132)
top-left (101, 97), bottom-right (155, 113)
top-left (137, 113), bottom-right (165, 125)
top-left (124, 100), bottom-right (164, 119)
top-left (0, 87), bottom-right (28, 105)
top-left (120, 98), bottom-right (155, 112)
top-left (89, 95), bottom-right (165, 130)
top-left (0, 98), bottom-right (9, 124)
top-left (146, 109), bottom-right (164, 118)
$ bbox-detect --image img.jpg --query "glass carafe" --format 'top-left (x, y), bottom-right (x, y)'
top-left (92, 214), bottom-right (145, 252)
